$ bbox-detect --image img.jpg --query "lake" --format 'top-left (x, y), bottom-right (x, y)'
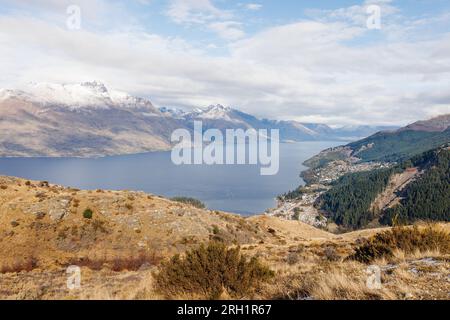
top-left (0, 141), bottom-right (343, 215)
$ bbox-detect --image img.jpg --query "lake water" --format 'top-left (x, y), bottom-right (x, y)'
top-left (0, 141), bottom-right (343, 215)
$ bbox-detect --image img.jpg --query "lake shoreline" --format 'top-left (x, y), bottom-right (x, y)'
top-left (0, 141), bottom-right (345, 215)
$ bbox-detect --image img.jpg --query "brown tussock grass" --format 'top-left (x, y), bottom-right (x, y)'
top-left (0, 256), bottom-right (39, 274)
top-left (67, 252), bottom-right (161, 272)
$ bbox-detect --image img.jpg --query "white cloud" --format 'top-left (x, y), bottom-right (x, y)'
top-left (208, 21), bottom-right (245, 40)
top-left (166, 0), bottom-right (244, 40)
top-left (166, 0), bottom-right (231, 25)
top-left (305, 0), bottom-right (399, 28)
top-left (0, 1), bottom-right (449, 126)
top-left (245, 3), bottom-right (262, 11)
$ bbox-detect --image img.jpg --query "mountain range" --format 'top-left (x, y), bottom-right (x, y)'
top-left (0, 82), bottom-right (396, 157)
top-left (160, 105), bottom-right (397, 141)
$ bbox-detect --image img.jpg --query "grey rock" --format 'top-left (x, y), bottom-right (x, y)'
top-left (48, 197), bottom-right (71, 221)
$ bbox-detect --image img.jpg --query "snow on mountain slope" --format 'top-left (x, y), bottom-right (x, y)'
top-left (0, 81), bottom-right (400, 157)
top-left (159, 107), bottom-right (188, 118)
top-left (159, 104), bottom-right (396, 141)
top-left (185, 104), bottom-right (246, 124)
top-left (195, 105), bottom-right (232, 120)
top-left (0, 82), bottom-right (185, 157)
top-left (1, 82), bottom-right (158, 112)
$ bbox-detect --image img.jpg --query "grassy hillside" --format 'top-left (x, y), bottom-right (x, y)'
top-left (0, 175), bottom-right (449, 300)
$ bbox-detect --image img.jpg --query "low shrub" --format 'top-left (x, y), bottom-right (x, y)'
top-left (83, 208), bottom-right (93, 219)
top-left (110, 252), bottom-right (161, 272)
top-left (286, 252), bottom-right (300, 265)
top-left (323, 246), bottom-right (340, 262)
top-left (124, 203), bottom-right (134, 210)
top-left (155, 242), bottom-right (274, 299)
top-left (212, 225), bottom-right (220, 235)
top-left (350, 225), bottom-right (450, 263)
top-left (0, 257), bottom-right (38, 274)
top-left (170, 197), bottom-right (206, 209)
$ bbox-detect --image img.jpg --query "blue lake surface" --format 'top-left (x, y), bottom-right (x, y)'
top-left (0, 141), bottom-right (343, 215)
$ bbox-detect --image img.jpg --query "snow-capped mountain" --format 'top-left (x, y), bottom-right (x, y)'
top-left (0, 81), bottom-right (398, 157)
top-left (159, 107), bottom-right (188, 118)
top-left (0, 82), bottom-right (183, 157)
top-left (1, 81), bottom-right (158, 112)
top-left (186, 105), bottom-right (244, 122)
top-left (160, 104), bottom-right (392, 142)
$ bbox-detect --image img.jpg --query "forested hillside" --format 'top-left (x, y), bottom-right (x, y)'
top-left (348, 127), bottom-right (450, 162)
top-left (318, 148), bottom-right (450, 230)
top-left (381, 149), bottom-right (450, 225)
top-left (317, 167), bottom-right (401, 229)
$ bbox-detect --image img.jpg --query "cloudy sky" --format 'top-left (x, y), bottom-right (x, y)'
top-left (0, 0), bottom-right (449, 125)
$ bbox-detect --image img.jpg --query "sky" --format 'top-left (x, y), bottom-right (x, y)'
top-left (0, 0), bottom-right (450, 126)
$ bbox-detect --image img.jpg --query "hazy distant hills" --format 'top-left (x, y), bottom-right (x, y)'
top-left (0, 82), bottom-right (396, 157)
top-left (161, 104), bottom-right (398, 142)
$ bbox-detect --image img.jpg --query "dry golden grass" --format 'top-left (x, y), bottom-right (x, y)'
top-left (78, 271), bottom-right (163, 300)
top-left (0, 176), bottom-right (448, 300)
top-left (263, 252), bottom-right (450, 301)
top-left (265, 261), bottom-right (387, 300)
top-left (349, 224), bottom-right (450, 263)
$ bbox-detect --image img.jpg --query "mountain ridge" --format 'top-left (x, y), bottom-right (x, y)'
top-left (0, 82), bottom-right (397, 157)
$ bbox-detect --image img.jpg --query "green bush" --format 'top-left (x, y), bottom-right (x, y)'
top-left (155, 242), bottom-right (274, 299)
top-left (350, 225), bottom-right (450, 263)
top-left (171, 197), bottom-right (206, 209)
top-left (83, 208), bottom-right (93, 219)
top-left (212, 225), bottom-right (220, 235)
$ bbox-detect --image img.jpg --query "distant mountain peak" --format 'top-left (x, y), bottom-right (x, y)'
top-left (0, 81), bottom-right (157, 112)
top-left (184, 104), bottom-right (241, 122)
top-left (193, 104), bottom-right (233, 115)
top-left (159, 107), bottom-right (188, 118)
top-left (80, 81), bottom-right (109, 93)
top-left (205, 104), bottom-right (231, 111)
